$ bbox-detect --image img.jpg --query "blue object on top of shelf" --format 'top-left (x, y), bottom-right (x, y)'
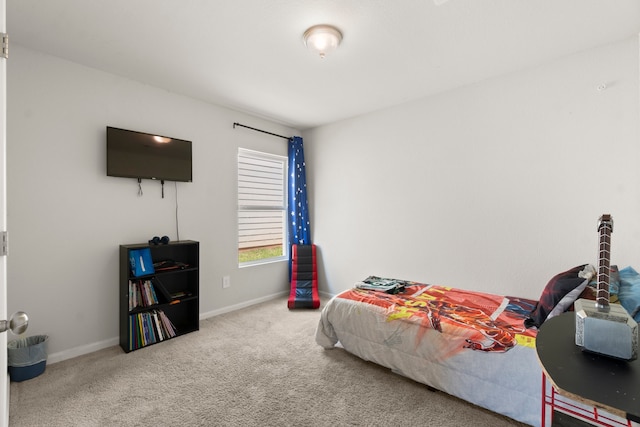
top-left (130, 248), bottom-right (155, 277)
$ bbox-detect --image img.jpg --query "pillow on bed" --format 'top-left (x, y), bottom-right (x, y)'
top-left (525, 264), bottom-right (589, 328)
top-left (618, 266), bottom-right (640, 322)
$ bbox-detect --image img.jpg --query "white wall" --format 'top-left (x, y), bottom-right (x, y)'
top-left (7, 35), bottom-right (640, 362)
top-left (7, 45), bottom-right (295, 361)
top-left (304, 36), bottom-right (640, 300)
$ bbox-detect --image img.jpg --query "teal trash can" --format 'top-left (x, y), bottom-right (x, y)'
top-left (7, 335), bottom-right (49, 382)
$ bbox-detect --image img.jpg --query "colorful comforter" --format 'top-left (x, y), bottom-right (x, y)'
top-left (316, 277), bottom-right (542, 426)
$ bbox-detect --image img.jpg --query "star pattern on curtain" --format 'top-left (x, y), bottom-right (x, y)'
top-left (288, 136), bottom-right (311, 247)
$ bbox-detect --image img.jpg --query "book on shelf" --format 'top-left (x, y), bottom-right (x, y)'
top-left (128, 309), bottom-right (177, 350)
top-left (136, 313), bottom-right (144, 347)
top-left (149, 284), bottom-right (159, 305)
top-left (149, 313), bottom-right (158, 343)
top-left (152, 311), bottom-right (163, 342)
top-left (158, 310), bottom-right (177, 338)
top-left (128, 280), bottom-right (161, 309)
top-left (151, 277), bottom-right (173, 302)
top-left (141, 313), bottom-right (149, 346)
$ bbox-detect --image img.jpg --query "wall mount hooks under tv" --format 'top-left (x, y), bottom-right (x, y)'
top-left (106, 126), bottom-right (193, 183)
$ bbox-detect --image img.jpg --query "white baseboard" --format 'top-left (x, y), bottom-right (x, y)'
top-left (199, 291), bottom-right (288, 320)
top-left (48, 337), bottom-right (119, 365)
top-left (47, 291), bottom-right (289, 365)
top-left (319, 290), bottom-right (336, 300)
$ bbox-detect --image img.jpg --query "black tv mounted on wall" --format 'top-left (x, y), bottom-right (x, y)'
top-left (106, 126), bottom-right (193, 182)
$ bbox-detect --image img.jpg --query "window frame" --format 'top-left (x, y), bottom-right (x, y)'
top-left (237, 148), bottom-right (288, 267)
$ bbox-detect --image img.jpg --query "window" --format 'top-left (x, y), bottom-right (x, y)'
top-left (237, 148), bottom-right (288, 265)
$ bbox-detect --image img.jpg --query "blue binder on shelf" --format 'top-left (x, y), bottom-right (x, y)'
top-left (130, 248), bottom-right (155, 277)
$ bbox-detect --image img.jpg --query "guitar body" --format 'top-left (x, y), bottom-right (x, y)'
top-left (574, 214), bottom-right (638, 360)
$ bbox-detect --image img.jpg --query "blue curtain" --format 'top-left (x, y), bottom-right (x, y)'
top-left (288, 136), bottom-right (311, 262)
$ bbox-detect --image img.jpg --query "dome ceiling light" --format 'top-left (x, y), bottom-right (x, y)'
top-left (303, 24), bottom-right (343, 59)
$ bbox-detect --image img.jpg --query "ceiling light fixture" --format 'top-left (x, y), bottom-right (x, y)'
top-left (303, 24), bottom-right (342, 59)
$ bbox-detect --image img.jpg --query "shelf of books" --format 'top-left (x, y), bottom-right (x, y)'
top-left (119, 241), bottom-right (199, 353)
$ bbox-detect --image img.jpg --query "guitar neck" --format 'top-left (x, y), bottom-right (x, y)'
top-left (596, 214), bottom-right (613, 310)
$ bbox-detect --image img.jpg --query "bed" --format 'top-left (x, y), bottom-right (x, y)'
top-left (315, 276), bottom-right (543, 426)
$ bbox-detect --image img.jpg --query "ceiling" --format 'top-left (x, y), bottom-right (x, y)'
top-left (7, 0), bottom-right (640, 130)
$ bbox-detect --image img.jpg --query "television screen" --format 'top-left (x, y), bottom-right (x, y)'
top-left (106, 126), bottom-right (192, 182)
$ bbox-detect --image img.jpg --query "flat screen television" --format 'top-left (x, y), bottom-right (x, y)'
top-left (106, 126), bottom-right (192, 182)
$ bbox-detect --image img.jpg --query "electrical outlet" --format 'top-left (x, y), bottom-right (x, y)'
top-left (222, 275), bottom-right (231, 289)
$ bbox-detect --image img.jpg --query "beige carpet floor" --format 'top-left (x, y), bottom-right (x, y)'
top-left (9, 297), bottom-right (527, 426)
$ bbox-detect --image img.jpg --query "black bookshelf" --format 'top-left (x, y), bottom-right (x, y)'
top-left (119, 240), bottom-right (199, 353)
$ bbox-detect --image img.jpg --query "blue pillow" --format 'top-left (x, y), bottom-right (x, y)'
top-left (617, 266), bottom-right (640, 322)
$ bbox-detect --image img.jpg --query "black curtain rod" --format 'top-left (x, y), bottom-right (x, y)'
top-left (233, 122), bottom-right (290, 140)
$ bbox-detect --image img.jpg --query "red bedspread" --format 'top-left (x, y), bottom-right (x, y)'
top-left (339, 278), bottom-right (537, 354)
